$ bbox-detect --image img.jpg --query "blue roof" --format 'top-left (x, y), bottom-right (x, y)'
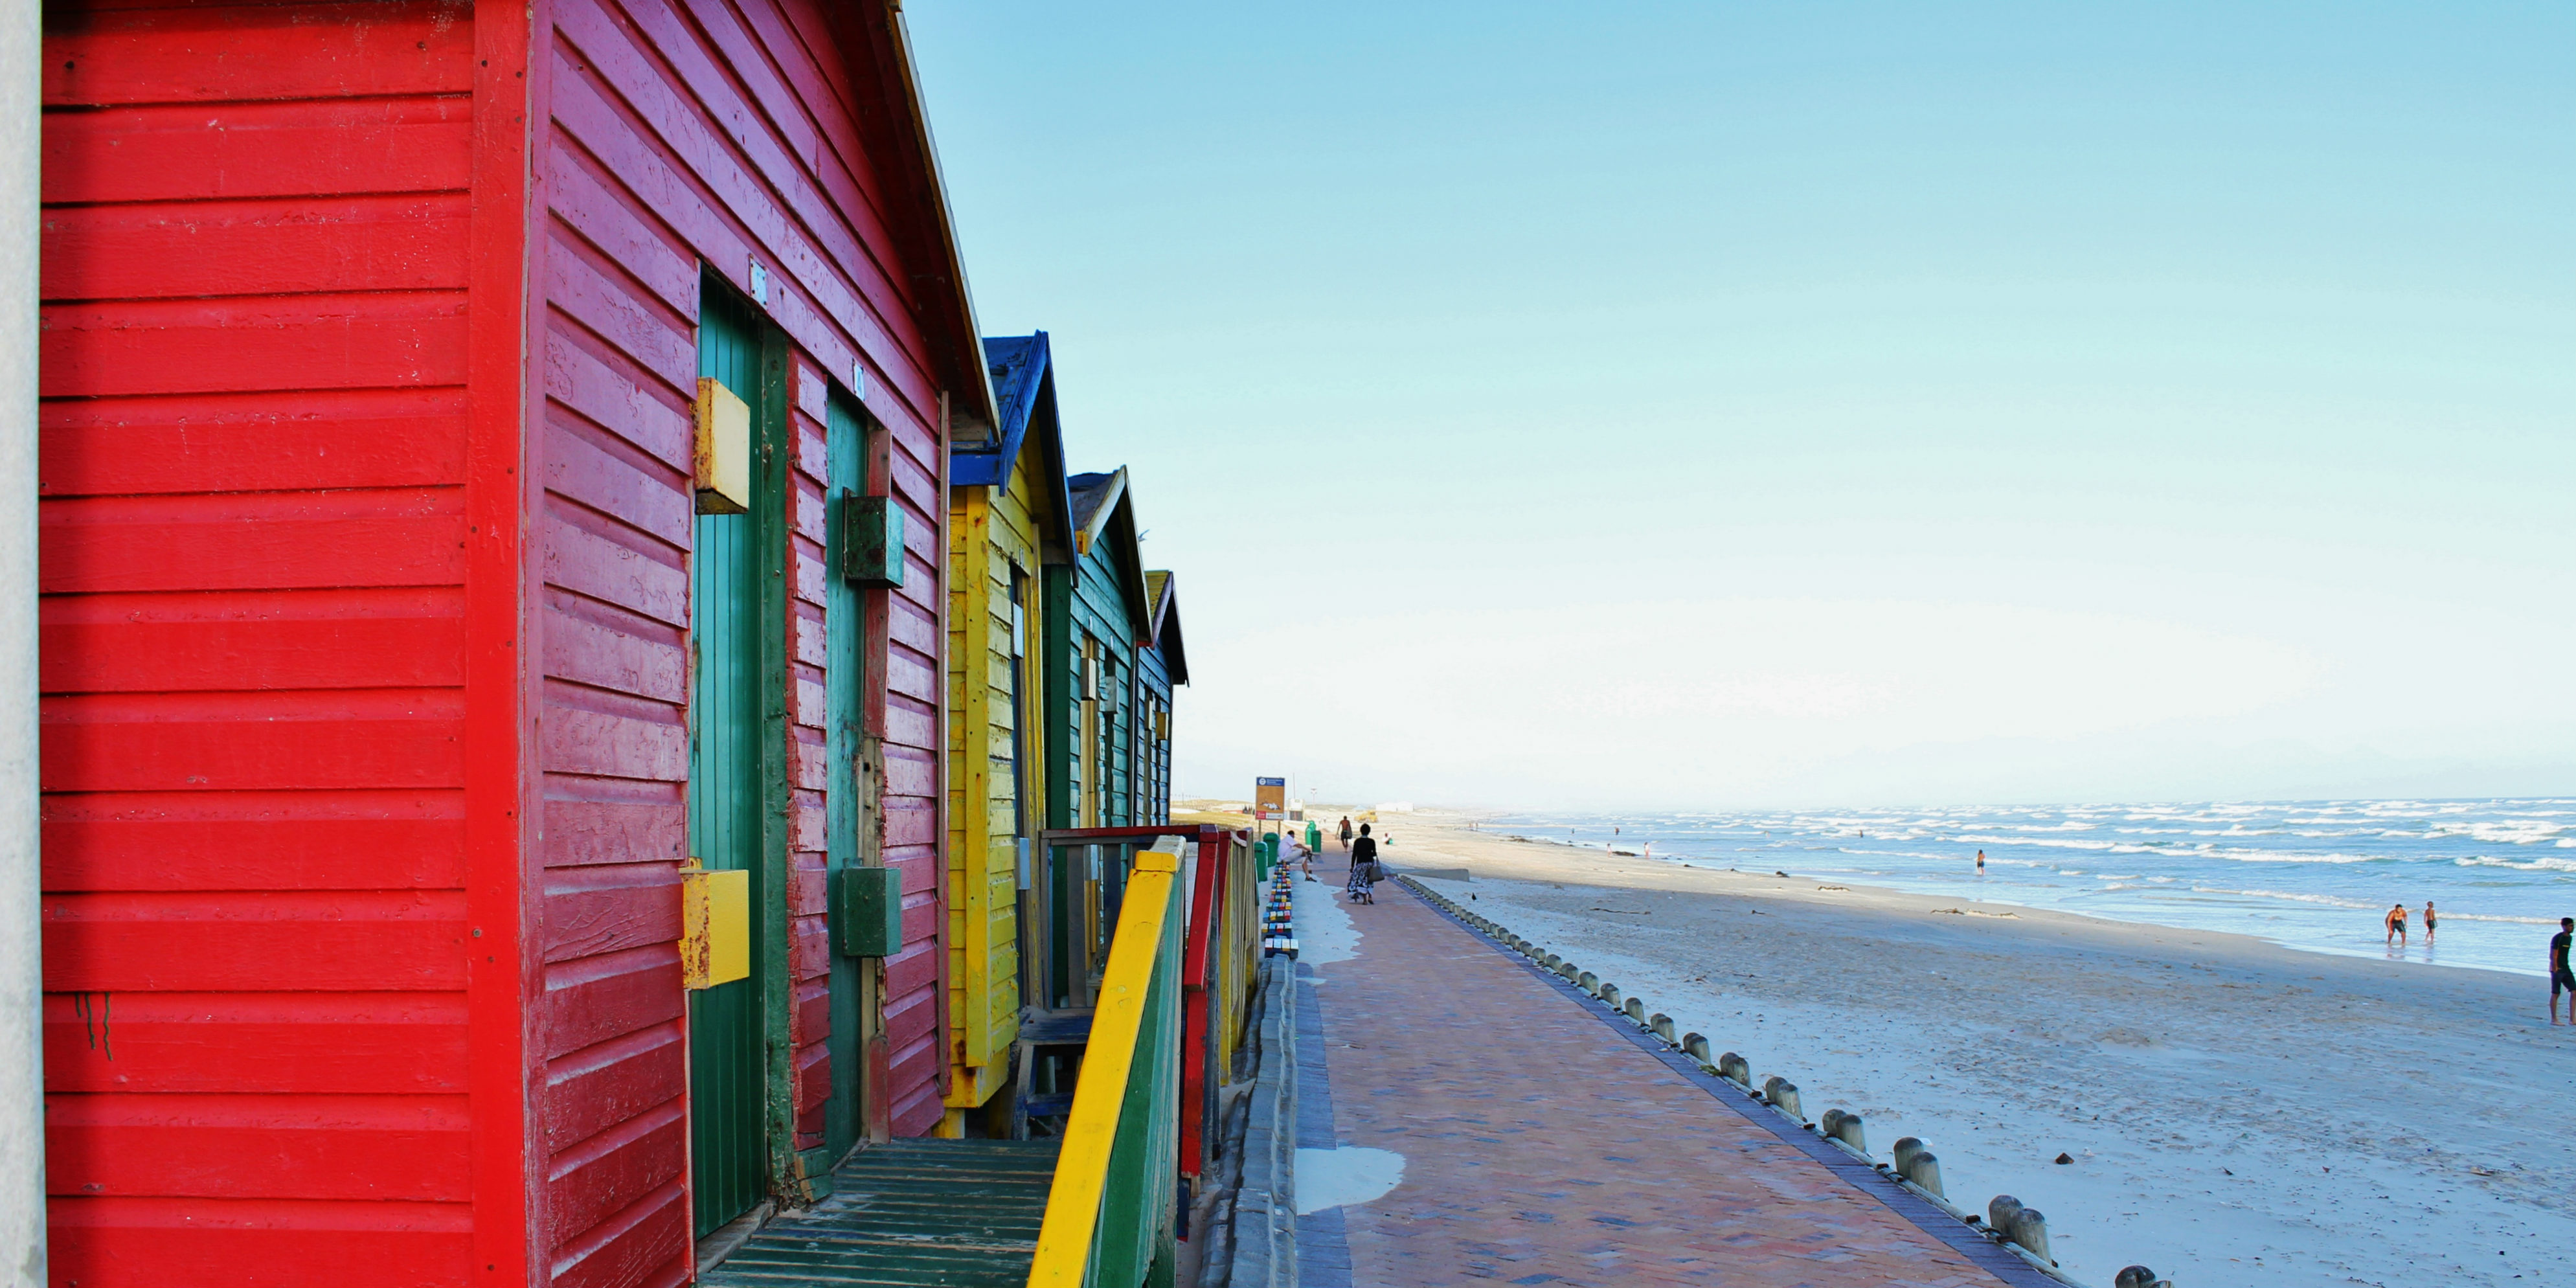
top-left (955, 333), bottom-right (1048, 488)
top-left (951, 332), bottom-right (1074, 553)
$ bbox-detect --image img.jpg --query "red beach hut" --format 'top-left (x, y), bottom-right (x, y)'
top-left (39, 1), bottom-right (995, 1283)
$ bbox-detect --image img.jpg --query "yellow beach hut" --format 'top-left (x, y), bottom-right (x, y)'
top-left (939, 333), bottom-right (1074, 1134)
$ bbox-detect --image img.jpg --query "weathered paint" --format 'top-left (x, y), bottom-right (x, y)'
top-left (38, 0), bottom-right (991, 1282)
top-left (1035, 472), bottom-right (1151, 1015)
top-left (688, 277), bottom-right (774, 1239)
top-left (942, 337), bottom-right (1073, 1130)
top-left (817, 392), bottom-right (868, 1171)
top-left (1046, 472), bottom-right (1151, 833)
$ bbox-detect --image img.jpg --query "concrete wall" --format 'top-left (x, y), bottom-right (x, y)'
top-left (5, 4), bottom-right (42, 1283)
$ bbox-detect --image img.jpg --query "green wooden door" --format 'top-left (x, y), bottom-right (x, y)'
top-left (820, 392), bottom-right (866, 1163)
top-left (692, 282), bottom-right (768, 1237)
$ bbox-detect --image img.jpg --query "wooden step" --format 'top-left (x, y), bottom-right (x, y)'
top-left (700, 1138), bottom-right (1061, 1287)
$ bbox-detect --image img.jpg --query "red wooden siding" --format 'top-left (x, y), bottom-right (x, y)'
top-left (39, 3), bottom-right (486, 1283)
top-left (41, 0), bottom-right (974, 1280)
top-left (538, 0), bottom-right (958, 1215)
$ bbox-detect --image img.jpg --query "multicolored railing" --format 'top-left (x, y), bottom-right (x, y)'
top-left (1026, 837), bottom-right (1186, 1287)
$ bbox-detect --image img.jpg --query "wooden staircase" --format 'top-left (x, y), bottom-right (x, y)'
top-left (699, 1139), bottom-right (1061, 1287)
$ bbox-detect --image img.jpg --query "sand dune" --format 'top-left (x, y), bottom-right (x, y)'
top-left (1348, 809), bottom-right (2576, 1288)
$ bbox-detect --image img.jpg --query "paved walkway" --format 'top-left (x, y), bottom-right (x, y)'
top-left (1291, 874), bottom-right (2052, 1288)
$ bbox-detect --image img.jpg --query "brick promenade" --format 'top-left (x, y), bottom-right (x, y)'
top-left (1295, 877), bottom-right (2048, 1288)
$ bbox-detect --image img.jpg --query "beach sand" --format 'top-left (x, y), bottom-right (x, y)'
top-left (1325, 808), bottom-right (2576, 1288)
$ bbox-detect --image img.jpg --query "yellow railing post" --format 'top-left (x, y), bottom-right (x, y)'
top-left (1026, 838), bottom-right (1184, 1286)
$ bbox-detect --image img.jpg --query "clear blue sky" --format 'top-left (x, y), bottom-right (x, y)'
top-left (907, 2), bottom-right (2576, 810)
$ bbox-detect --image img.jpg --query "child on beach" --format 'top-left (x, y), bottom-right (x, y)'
top-left (2423, 901), bottom-right (2437, 942)
top-left (2384, 903), bottom-right (2408, 945)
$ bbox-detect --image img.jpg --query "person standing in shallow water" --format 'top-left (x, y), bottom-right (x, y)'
top-left (2384, 903), bottom-right (2408, 945)
top-left (2423, 901), bottom-right (2437, 943)
top-left (1974, 850), bottom-right (1985, 874)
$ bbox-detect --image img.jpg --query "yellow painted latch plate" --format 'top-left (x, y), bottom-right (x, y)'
top-left (695, 377), bottom-right (751, 515)
top-left (682, 864), bottom-right (750, 990)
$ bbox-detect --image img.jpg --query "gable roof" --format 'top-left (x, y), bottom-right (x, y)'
top-left (952, 333), bottom-right (1074, 552)
top-left (839, 6), bottom-right (996, 438)
top-left (965, 333), bottom-right (1048, 479)
top-left (1068, 468), bottom-right (1153, 642)
top-left (1145, 570), bottom-right (1187, 686)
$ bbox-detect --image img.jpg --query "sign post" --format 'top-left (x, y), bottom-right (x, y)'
top-left (1253, 778), bottom-right (1285, 878)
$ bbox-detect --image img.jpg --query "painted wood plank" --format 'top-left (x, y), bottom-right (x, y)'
top-left (543, 1021), bottom-right (685, 1153)
top-left (46, 1093), bottom-right (472, 1201)
top-left (45, 1197), bottom-right (471, 1287)
top-left (43, 294), bottom-right (468, 400)
top-left (541, 866), bottom-right (681, 964)
top-left (543, 591), bottom-right (688, 705)
top-left (40, 387), bottom-right (468, 497)
top-left (41, 587), bottom-right (465, 693)
top-left (44, 1), bottom-right (475, 106)
top-left (41, 488), bottom-right (465, 595)
top-left (543, 789), bottom-right (687, 870)
top-left (545, 236), bottom-right (694, 390)
top-left (539, 684), bottom-right (687, 782)
top-left (544, 413), bottom-right (693, 552)
top-left (42, 97), bottom-right (472, 205)
top-left (543, 503), bottom-right (690, 626)
top-left (45, 194), bottom-right (470, 300)
top-left (43, 991), bottom-right (469, 1094)
top-left (548, 1181), bottom-right (690, 1288)
top-left (542, 946), bottom-right (686, 1061)
top-left (543, 1100), bottom-right (686, 1248)
top-left (42, 890), bottom-right (467, 991)
top-left (543, 325), bottom-right (692, 474)
top-left (43, 792), bottom-right (466, 892)
top-left (42, 688), bottom-right (467, 793)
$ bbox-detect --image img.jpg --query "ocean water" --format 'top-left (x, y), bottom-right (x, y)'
top-left (1474, 800), bottom-right (2576, 977)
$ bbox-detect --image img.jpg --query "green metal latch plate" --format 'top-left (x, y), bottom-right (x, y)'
top-left (842, 493), bottom-right (905, 589)
top-left (835, 864), bottom-right (904, 957)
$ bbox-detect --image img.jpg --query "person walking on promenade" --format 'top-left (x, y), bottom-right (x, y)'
top-left (1338, 815), bottom-right (1354, 853)
top-left (2384, 903), bottom-right (2408, 946)
top-left (1348, 824), bottom-right (1378, 895)
top-left (2551, 918), bottom-right (2575, 1024)
top-left (1352, 847), bottom-right (1387, 905)
top-left (2423, 901), bottom-right (2437, 942)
